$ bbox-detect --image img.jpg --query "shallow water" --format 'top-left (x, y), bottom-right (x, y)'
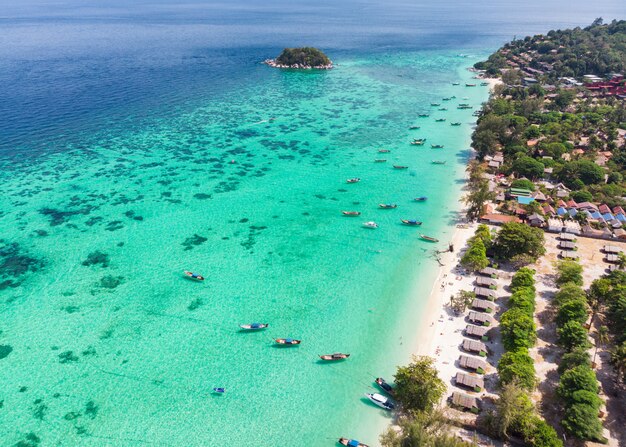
top-left (1, 1), bottom-right (623, 445)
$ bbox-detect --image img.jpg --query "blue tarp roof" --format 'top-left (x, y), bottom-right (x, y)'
top-left (517, 196), bottom-right (534, 205)
top-left (590, 211), bottom-right (603, 219)
top-left (557, 207), bottom-right (567, 216)
top-left (568, 208), bottom-right (578, 217)
top-left (617, 213), bottom-right (626, 222)
top-left (603, 213), bottom-right (615, 221)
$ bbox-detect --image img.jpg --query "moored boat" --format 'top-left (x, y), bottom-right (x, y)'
top-left (465, 83), bottom-right (476, 87)
top-left (452, 82), bottom-right (460, 85)
top-left (442, 97), bottom-right (452, 101)
top-left (431, 144), bottom-right (444, 148)
top-left (378, 149), bottom-right (390, 153)
top-left (410, 141), bottom-right (425, 146)
top-left (480, 82), bottom-right (489, 86)
top-left (342, 211), bottom-right (361, 216)
top-left (451, 122), bottom-right (462, 126)
top-left (435, 118), bottom-right (446, 122)
top-left (212, 387), bottom-right (225, 394)
top-left (319, 353), bottom-right (350, 361)
top-left (346, 178), bottom-right (361, 183)
top-left (420, 234), bottom-right (439, 242)
top-left (409, 125), bottom-right (420, 129)
top-left (338, 438), bottom-right (369, 447)
top-left (431, 160), bottom-right (446, 165)
top-left (401, 219), bottom-right (422, 226)
top-left (379, 204), bottom-right (398, 209)
top-left (363, 221), bottom-right (378, 229)
top-left (365, 393), bottom-right (395, 411)
top-left (414, 196), bottom-right (428, 202)
top-left (184, 271), bottom-right (205, 281)
top-left (274, 338), bottom-right (301, 345)
top-left (374, 159), bottom-right (387, 162)
top-left (239, 323), bottom-right (269, 330)
top-left (418, 114), bottom-right (429, 117)
top-left (393, 165), bottom-right (408, 169)
top-left (375, 377), bottom-right (394, 395)
top-left (430, 102), bottom-right (440, 106)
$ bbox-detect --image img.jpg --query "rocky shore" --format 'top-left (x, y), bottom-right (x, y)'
top-left (263, 58), bottom-right (333, 69)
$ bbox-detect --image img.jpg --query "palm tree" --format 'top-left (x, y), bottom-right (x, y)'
top-left (592, 326), bottom-right (609, 368)
top-left (611, 342), bottom-right (626, 384)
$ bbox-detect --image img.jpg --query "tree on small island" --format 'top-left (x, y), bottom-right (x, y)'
top-left (264, 47), bottom-right (333, 69)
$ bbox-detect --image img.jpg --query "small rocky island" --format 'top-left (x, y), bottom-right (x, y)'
top-left (264, 47), bottom-right (333, 69)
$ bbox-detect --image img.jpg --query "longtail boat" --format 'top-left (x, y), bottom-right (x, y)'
top-left (379, 204), bottom-right (398, 209)
top-left (420, 234), bottom-right (439, 242)
top-left (346, 178), bottom-right (361, 183)
top-left (431, 144), bottom-right (444, 148)
top-left (451, 122), bottom-right (462, 126)
top-left (342, 211), bottom-right (361, 216)
top-left (339, 438), bottom-right (369, 447)
top-left (274, 338), bottom-right (301, 346)
top-left (393, 165), bottom-right (408, 169)
top-left (414, 196), bottom-right (428, 201)
top-left (319, 353), bottom-right (350, 361)
top-left (431, 160), bottom-right (446, 165)
top-left (184, 271), bottom-right (205, 281)
top-left (435, 118), bottom-right (446, 122)
top-left (374, 159), bottom-right (387, 162)
top-left (375, 377), bottom-right (394, 395)
top-left (239, 323), bottom-right (268, 330)
top-left (401, 219), bottom-right (422, 226)
top-left (378, 149), bottom-right (390, 153)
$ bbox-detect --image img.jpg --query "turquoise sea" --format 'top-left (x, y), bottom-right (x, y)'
top-left (0, 1), bottom-right (623, 446)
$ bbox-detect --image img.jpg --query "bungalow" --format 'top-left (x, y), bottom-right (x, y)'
top-left (559, 232), bottom-right (576, 241)
top-left (613, 206), bottom-right (625, 216)
top-left (603, 245), bottom-right (623, 254)
top-left (508, 188), bottom-right (532, 198)
top-left (547, 218), bottom-right (564, 233)
top-left (462, 339), bottom-right (489, 356)
top-left (465, 324), bottom-right (490, 341)
top-left (459, 355), bottom-right (487, 374)
top-left (531, 191), bottom-right (547, 202)
top-left (528, 213), bottom-right (545, 227)
top-left (451, 392), bottom-right (480, 413)
top-left (542, 204), bottom-right (556, 216)
top-left (468, 311), bottom-right (494, 326)
top-left (471, 299), bottom-right (496, 313)
top-left (614, 229), bottom-right (626, 240)
top-left (559, 240), bottom-right (576, 250)
top-left (578, 202), bottom-right (599, 212)
top-left (475, 276), bottom-right (497, 288)
top-left (563, 220), bottom-right (581, 235)
top-left (560, 251), bottom-right (579, 260)
top-left (455, 372), bottom-right (484, 392)
top-left (479, 213), bottom-right (521, 225)
top-left (473, 287), bottom-right (496, 300)
top-left (605, 253), bottom-right (620, 264)
top-left (478, 267), bottom-right (498, 278)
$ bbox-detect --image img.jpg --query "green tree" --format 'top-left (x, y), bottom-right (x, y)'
top-left (571, 190), bottom-right (593, 202)
top-left (610, 341), bottom-right (626, 383)
top-left (450, 290), bottom-right (476, 314)
top-left (558, 348), bottom-right (592, 374)
top-left (554, 283), bottom-right (586, 306)
top-left (511, 178), bottom-right (535, 191)
top-left (380, 410), bottom-right (474, 447)
top-left (512, 156), bottom-right (545, 179)
top-left (557, 365), bottom-right (599, 402)
top-left (464, 180), bottom-right (495, 221)
top-left (556, 298), bottom-right (589, 326)
top-left (511, 268), bottom-right (536, 290)
top-left (470, 224), bottom-right (493, 249)
top-left (556, 260), bottom-right (583, 286)
top-left (497, 349), bottom-right (537, 390)
top-left (488, 381), bottom-right (534, 439)
top-left (393, 356), bottom-right (446, 413)
top-left (561, 403), bottom-right (605, 441)
top-left (461, 239), bottom-right (489, 271)
top-left (557, 321), bottom-right (590, 351)
top-left (493, 222), bottom-right (546, 261)
top-left (501, 308), bottom-right (537, 350)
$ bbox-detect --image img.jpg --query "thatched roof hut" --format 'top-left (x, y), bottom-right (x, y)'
top-left (468, 311), bottom-right (493, 326)
top-left (465, 324), bottom-right (490, 340)
top-left (473, 287), bottom-right (496, 299)
top-left (459, 355), bottom-right (487, 373)
top-left (478, 267), bottom-right (499, 278)
top-left (471, 299), bottom-right (496, 313)
top-left (455, 372), bottom-right (484, 392)
top-left (462, 339), bottom-right (488, 356)
top-left (475, 276), bottom-right (497, 288)
top-left (451, 392), bottom-right (480, 412)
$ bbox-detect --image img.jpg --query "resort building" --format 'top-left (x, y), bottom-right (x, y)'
top-left (468, 311), bottom-right (494, 326)
top-left (475, 276), bottom-right (497, 288)
top-left (478, 267), bottom-right (498, 278)
top-left (603, 245), bottom-right (623, 254)
top-left (464, 324), bottom-right (490, 341)
top-left (558, 240), bottom-right (577, 250)
top-left (454, 372), bottom-right (484, 392)
top-left (462, 339), bottom-right (488, 356)
top-left (458, 355), bottom-right (487, 374)
top-left (471, 299), bottom-right (496, 313)
top-left (451, 392), bottom-right (480, 413)
top-left (473, 287), bottom-right (496, 300)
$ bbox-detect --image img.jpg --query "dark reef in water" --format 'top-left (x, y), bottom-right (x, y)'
top-left (182, 234), bottom-right (208, 250)
top-left (0, 241), bottom-right (44, 290)
top-left (98, 275), bottom-right (124, 289)
top-left (0, 344), bottom-right (13, 359)
top-left (187, 298), bottom-right (204, 311)
top-left (81, 251), bottom-right (110, 268)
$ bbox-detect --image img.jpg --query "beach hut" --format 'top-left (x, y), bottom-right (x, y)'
top-left (451, 392), bottom-right (480, 413)
top-left (454, 372), bottom-right (484, 392)
top-left (558, 240), bottom-right (577, 250)
top-left (603, 245), bottom-right (623, 254)
top-left (475, 276), bottom-right (497, 289)
top-left (471, 299), bottom-right (496, 314)
top-left (478, 267), bottom-right (498, 278)
top-left (559, 232), bottom-right (576, 241)
top-left (462, 339), bottom-right (488, 357)
top-left (473, 287), bottom-right (496, 300)
top-left (605, 254), bottom-right (620, 264)
top-left (560, 251), bottom-right (579, 260)
top-left (465, 324), bottom-right (490, 341)
top-left (458, 355), bottom-right (487, 374)
top-left (468, 311), bottom-right (493, 327)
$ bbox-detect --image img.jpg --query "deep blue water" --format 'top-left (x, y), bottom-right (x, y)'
top-left (1, 0), bottom-right (623, 156)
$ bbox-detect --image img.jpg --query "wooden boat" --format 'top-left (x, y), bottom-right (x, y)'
top-left (346, 178), bottom-right (361, 183)
top-left (365, 393), bottom-right (395, 411)
top-left (378, 149), bottom-right (390, 153)
top-left (338, 438), bottom-right (369, 447)
top-left (452, 82), bottom-right (460, 85)
top-left (442, 97), bottom-right (451, 101)
top-left (420, 234), bottom-right (439, 242)
top-left (375, 377), bottom-right (394, 395)
top-left (438, 107), bottom-right (448, 111)
top-left (401, 219), bottom-right (423, 226)
top-left (430, 103), bottom-right (440, 106)
top-left (418, 114), bottom-right (430, 117)
top-left (414, 196), bottom-right (428, 202)
top-left (379, 204), bottom-right (398, 209)
top-left (451, 122), bottom-right (462, 126)
top-left (212, 387), bottom-right (225, 394)
top-left (393, 165), bottom-right (408, 169)
top-left (374, 159), bottom-right (387, 163)
top-left (342, 211), bottom-right (361, 216)
top-left (409, 125), bottom-right (420, 129)
top-left (458, 105), bottom-right (473, 109)
top-left (431, 160), bottom-right (446, 165)
top-left (465, 83), bottom-right (476, 87)
top-left (363, 221), bottom-right (378, 229)
top-left (239, 323), bottom-right (269, 330)
top-left (274, 338), bottom-right (301, 346)
top-left (184, 271), bottom-right (205, 281)
top-left (431, 144), bottom-right (444, 148)
top-left (480, 82), bottom-right (489, 86)
top-left (319, 353), bottom-right (350, 361)
top-left (410, 141), bottom-right (425, 146)
top-left (435, 118), bottom-right (446, 122)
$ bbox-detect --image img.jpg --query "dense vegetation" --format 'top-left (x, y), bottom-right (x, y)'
top-left (475, 19), bottom-right (626, 79)
top-left (460, 224), bottom-right (492, 270)
top-left (467, 19), bottom-right (626, 210)
top-left (492, 222), bottom-right (546, 265)
top-left (274, 47), bottom-right (331, 67)
top-left (552, 261), bottom-right (606, 442)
